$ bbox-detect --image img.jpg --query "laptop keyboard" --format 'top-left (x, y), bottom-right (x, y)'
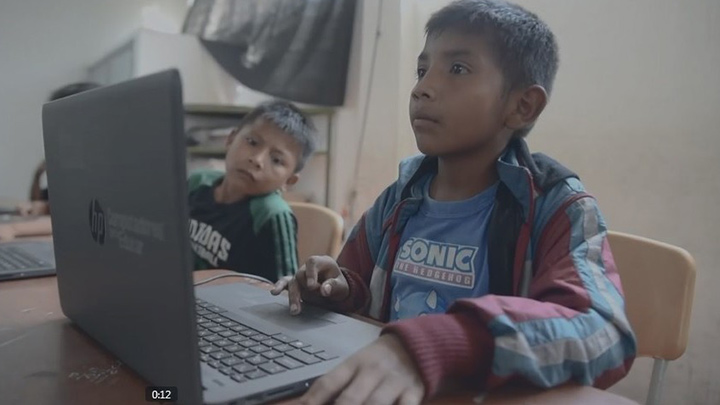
top-left (0, 246), bottom-right (47, 271)
top-left (195, 298), bottom-right (338, 384)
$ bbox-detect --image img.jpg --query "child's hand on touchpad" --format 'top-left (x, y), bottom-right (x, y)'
top-left (270, 256), bottom-right (349, 315)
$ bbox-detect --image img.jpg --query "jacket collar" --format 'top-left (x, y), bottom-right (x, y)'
top-left (394, 138), bottom-right (577, 222)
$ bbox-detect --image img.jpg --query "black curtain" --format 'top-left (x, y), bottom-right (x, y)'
top-left (183, 0), bottom-right (356, 106)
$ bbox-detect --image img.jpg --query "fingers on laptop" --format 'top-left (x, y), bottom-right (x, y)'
top-left (303, 256), bottom-right (339, 290)
top-left (287, 276), bottom-right (303, 315)
top-left (270, 256), bottom-right (349, 314)
top-left (270, 269), bottom-right (305, 314)
top-left (303, 256), bottom-right (345, 290)
top-left (297, 256), bottom-right (349, 301)
top-left (270, 276), bottom-right (291, 295)
top-left (288, 263), bottom-right (314, 314)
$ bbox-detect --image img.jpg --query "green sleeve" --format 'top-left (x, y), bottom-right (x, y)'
top-left (187, 169), bottom-right (224, 193)
top-left (255, 211), bottom-right (299, 280)
top-left (249, 192), bottom-right (299, 280)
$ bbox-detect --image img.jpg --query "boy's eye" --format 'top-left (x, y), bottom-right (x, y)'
top-left (416, 67), bottom-right (427, 79)
top-left (246, 137), bottom-right (257, 146)
top-left (272, 157), bottom-right (284, 166)
top-left (450, 63), bottom-right (468, 74)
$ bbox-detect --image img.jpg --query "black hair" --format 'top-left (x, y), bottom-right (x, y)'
top-left (426, 0), bottom-right (559, 137)
top-left (48, 82), bottom-right (101, 101)
top-left (236, 100), bottom-right (317, 172)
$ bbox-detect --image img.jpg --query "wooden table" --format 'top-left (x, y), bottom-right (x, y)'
top-left (0, 269), bottom-right (638, 404)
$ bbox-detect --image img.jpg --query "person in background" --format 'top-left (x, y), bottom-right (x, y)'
top-left (188, 100), bottom-right (317, 282)
top-left (20, 82), bottom-right (101, 216)
top-left (0, 82), bottom-right (100, 241)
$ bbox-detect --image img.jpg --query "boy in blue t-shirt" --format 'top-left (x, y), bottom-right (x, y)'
top-left (273, 1), bottom-right (636, 403)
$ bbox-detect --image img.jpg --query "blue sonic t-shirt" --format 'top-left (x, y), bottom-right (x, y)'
top-left (390, 176), bottom-right (497, 321)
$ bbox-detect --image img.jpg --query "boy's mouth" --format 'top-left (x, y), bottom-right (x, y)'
top-left (411, 115), bottom-right (441, 132)
top-left (236, 169), bottom-right (256, 181)
top-left (410, 110), bottom-right (440, 125)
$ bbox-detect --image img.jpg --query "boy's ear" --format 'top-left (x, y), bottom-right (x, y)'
top-left (504, 85), bottom-right (548, 132)
top-left (285, 173), bottom-right (299, 188)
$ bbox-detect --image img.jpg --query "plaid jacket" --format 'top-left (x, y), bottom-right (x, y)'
top-left (328, 138), bottom-right (637, 397)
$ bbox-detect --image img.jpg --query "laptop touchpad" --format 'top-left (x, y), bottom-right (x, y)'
top-left (242, 303), bottom-right (336, 331)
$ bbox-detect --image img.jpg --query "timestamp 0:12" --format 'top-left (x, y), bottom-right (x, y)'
top-left (146, 386), bottom-right (178, 402)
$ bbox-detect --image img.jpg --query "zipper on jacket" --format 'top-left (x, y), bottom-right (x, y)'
top-left (376, 200), bottom-right (408, 320)
top-left (513, 168), bottom-right (537, 296)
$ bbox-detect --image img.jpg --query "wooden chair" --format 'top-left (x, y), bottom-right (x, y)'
top-left (607, 231), bottom-right (696, 405)
top-left (289, 202), bottom-right (344, 265)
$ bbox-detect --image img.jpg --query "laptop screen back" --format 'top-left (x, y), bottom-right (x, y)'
top-left (42, 70), bottom-right (202, 404)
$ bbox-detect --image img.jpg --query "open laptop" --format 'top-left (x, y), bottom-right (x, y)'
top-left (0, 204), bottom-right (55, 281)
top-left (0, 240), bottom-right (55, 280)
top-left (42, 69), bottom-right (380, 405)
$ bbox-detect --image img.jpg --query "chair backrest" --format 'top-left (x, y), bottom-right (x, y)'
top-left (607, 231), bottom-right (696, 360)
top-left (289, 202), bottom-right (344, 265)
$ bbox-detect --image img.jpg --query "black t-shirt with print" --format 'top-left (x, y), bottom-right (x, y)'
top-left (187, 170), bottom-right (298, 282)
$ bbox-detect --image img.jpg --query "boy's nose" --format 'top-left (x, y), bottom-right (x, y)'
top-left (411, 80), bottom-right (436, 101)
top-left (248, 153), bottom-right (263, 169)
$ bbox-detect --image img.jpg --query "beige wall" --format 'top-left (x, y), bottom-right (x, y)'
top-left (521, 2), bottom-right (720, 403)
top-left (343, 0), bottom-right (719, 403)
top-left (328, 0), bottom-right (404, 222)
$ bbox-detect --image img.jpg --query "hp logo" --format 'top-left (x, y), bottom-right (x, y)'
top-left (89, 199), bottom-right (106, 245)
